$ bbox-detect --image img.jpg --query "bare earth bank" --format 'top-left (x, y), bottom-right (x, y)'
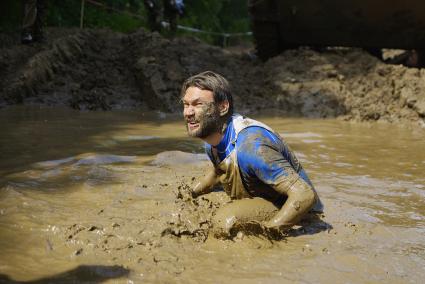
top-left (0, 28), bottom-right (424, 128)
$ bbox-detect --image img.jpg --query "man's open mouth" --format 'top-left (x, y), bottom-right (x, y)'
top-left (187, 121), bottom-right (200, 130)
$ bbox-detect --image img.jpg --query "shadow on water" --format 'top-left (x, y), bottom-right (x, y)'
top-left (271, 214), bottom-right (333, 241)
top-left (0, 265), bottom-right (130, 284)
top-left (229, 213), bottom-right (332, 241)
top-left (287, 213), bottom-right (333, 237)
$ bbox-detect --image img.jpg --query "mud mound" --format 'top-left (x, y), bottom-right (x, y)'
top-left (0, 28), bottom-right (143, 110)
top-left (262, 48), bottom-right (425, 124)
top-left (0, 28), bottom-right (265, 112)
top-left (161, 183), bottom-right (227, 241)
top-left (126, 29), bottom-right (265, 112)
top-left (1, 28), bottom-right (425, 126)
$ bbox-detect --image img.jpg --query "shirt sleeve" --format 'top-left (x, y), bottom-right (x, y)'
top-left (237, 127), bottom-right (294, 186)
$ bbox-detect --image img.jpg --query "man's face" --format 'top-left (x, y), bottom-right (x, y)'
top-left (182, 87), bottom-right (221, 138)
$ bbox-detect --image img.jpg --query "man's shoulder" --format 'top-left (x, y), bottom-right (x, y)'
top-left (237, 126), bottom-right (280, 147)
top-left (235, 126), bottom-right (280, 161)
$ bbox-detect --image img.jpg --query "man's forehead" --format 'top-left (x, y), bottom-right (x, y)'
top-left (183, 86), bottom-right (214, 102)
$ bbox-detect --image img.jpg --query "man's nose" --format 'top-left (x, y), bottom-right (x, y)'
top-left (184, 105), bottom-right (195, 117)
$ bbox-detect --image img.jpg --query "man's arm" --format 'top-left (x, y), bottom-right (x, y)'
top-left (192, 166), bottom-right (220, 198)
top-left (237, 128), bottom-right (317, 229)
top-left (263, 176), bottom-right (317, 229)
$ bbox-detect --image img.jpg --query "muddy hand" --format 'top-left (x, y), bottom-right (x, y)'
top-left (235, 220), bottom-right (282, 237)
top-left (191, 167), bottom-right (219, 198)
top-left (191, 187), bottom-right (200, 198)
top-left (238, 220), bottom-right (286, 239)
top-left (262, 220), bottom-right (291, 231)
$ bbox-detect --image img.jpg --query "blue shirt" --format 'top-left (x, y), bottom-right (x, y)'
top-left (205, 116), bottom-right (313, 204)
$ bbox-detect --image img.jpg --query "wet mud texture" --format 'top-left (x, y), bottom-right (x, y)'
top-left (1, 121), bottom-right (424, 284)
top-left (1, 28), bottom-right (425, 126)
top-left (0, 154), bottom-right (296, 282)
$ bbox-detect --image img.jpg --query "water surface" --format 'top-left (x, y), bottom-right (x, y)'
top-left (0, 106), bottom-right (424, 283)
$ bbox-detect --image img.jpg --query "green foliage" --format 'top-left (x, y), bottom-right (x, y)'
top-left (82, 4), bottom-right (144, 32)
top-left (179, 0), bottom-right (251, 44)
top-left (0, 0), bottom-right (251, 45)
top-left (47, 0), bottom-right (81, 27)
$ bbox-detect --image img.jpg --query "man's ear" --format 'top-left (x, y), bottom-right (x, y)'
top-left (218, 100), bottom-right (229, 117)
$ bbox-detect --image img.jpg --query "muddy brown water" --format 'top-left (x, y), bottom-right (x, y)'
top-left (0, 106), bottom-right (424, 283)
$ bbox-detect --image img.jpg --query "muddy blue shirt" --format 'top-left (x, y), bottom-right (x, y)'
top-left (205, 115), bottom-right (314, 205)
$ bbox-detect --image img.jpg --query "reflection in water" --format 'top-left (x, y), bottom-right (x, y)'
top-left (0, 106), bottom-right (424, 282)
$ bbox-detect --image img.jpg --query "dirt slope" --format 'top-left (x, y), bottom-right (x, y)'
top-left (0, 28), bottom-right (424, 127)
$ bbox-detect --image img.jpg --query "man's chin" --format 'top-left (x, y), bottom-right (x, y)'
top-left (187, 127), bottom-right (210, 139)
top-left (187, 130), bottom-right (203, 138)
top-left (185, 118), bottom-right (221, 139)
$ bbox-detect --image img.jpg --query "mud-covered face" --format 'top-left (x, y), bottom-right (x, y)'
top-left (182, 87), bottom-right (222, 138)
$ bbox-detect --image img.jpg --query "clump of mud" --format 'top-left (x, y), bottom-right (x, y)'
top-left (1, 28), bottom-right (424, 126)
top-left (262, 48), bottom-right (425, 123)
top-left (161, 183), bottom-right (223, 241)
top-left (163, 184), bottom-right (293, 241)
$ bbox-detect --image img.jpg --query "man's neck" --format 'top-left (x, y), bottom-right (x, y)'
top-left (202, 119), bottom-right (230, 146)
top-left (202, 132), bottom-right (224, 147)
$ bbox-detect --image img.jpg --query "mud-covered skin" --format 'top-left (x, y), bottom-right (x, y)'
top-left (263, 177), bottom-right (317, 229)
top-left (192, 166), bottom-right (219, 198)
top-left (183, 89), bottom-right (222, 139)
top-left (211, 198), bottom-right (278, 238)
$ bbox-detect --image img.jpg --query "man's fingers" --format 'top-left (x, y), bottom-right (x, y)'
top-left (191, 190), bottom-right (199, 198)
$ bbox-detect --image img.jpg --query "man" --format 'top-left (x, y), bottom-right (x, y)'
top-left (181, 71), bottom-right (323, 234)
top-left (21, 0), bottom-right (46, 44)
top-left (143, 0), bottom-right (184, 34)
top-left (163, 0), bottom-right (184, 34)
top-left (143, 0), bottom-right (162, 32)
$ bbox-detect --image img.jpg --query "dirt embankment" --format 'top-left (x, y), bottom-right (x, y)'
top-left (262, 49), bottom-right (425, 123)
top-left (0, 28), bottom-right (424, 126)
